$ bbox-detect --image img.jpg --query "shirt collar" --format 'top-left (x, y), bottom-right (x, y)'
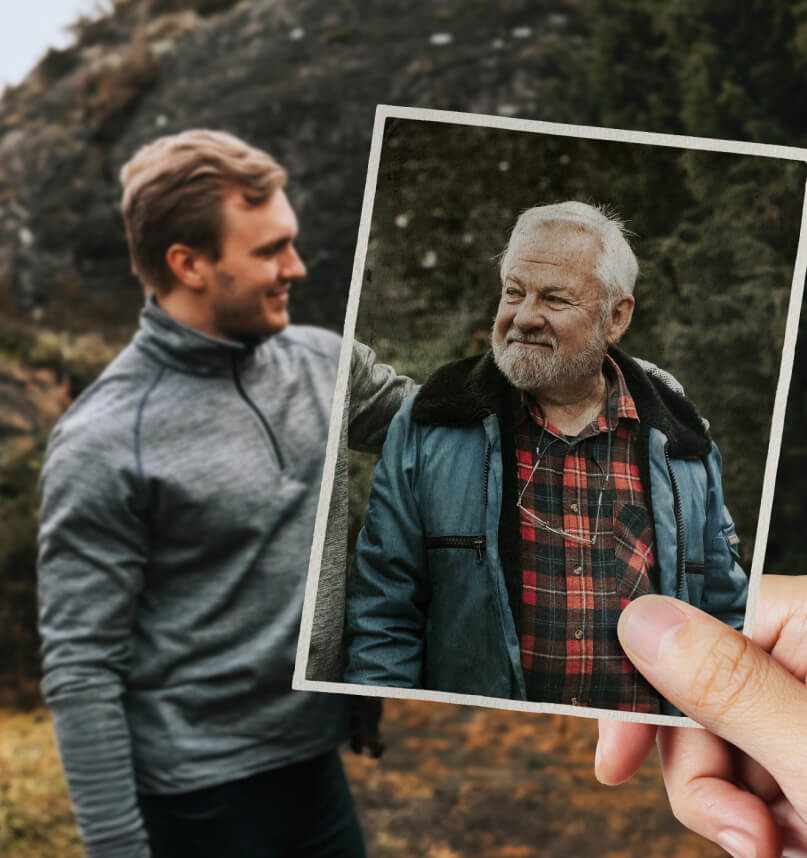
top-left (604, 353), bottom-right (640, 427)
top-left (514, 354), bottom-right (640, 439)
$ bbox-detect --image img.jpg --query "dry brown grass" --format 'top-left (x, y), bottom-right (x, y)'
top-left (0, 709), bottom-right (83, 858)
top-left (0, 702), bottom-right (722, 857)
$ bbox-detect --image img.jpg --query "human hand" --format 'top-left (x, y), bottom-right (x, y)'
top-left (348, 695), bottom-right (385, 758)
top-left (594, 575), bottom-right (807, 858)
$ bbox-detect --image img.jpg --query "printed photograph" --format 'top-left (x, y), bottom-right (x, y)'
top-left (296, 107), bottom-right (807, 723)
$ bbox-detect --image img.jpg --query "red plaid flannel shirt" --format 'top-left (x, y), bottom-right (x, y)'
top-left (515, 356), bottom-right (661, 712)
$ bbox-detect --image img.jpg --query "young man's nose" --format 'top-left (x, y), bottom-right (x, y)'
top-left (282, 245), bottom-right (307, 281)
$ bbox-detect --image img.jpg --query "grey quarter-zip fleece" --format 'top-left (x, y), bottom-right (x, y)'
top-left (38, 299), bottom-right (411, 858)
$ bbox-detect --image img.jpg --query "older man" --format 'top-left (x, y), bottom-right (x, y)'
top-left (344, 201), bottom-right (747, 714)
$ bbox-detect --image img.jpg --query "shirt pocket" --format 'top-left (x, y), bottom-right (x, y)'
top-left (612, 502), bottom-right (655, 603)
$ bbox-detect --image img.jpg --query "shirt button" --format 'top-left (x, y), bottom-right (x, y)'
top-left (574, 628), bottom-right (584, 640)
top-left (572, 565), bottom-right (583, 576)
top-left (570, 502), bottom-right (579, 512)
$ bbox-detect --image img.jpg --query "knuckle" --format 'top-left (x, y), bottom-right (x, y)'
top-left (664, 776), bottom-right (688, 824)
top-left (667, 777), bottom-right (716, 831)
top-left (687, 628), bottom-right (763, 716)
top-left (666, 789), bottom-right (693, 828)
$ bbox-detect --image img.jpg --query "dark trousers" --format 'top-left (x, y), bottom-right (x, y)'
top-left (138, 749), bottom-right (366, 858)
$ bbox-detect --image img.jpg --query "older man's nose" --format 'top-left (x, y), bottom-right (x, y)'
top-left (513, 296), bottom-right (547, 330)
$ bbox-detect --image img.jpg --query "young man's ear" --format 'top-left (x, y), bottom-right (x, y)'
top-left (605, 295), bottom-right (635, 345)
top-left (165, 244), bottom-right (209, 291)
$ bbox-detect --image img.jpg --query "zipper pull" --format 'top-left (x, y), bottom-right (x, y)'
top-left (475, 540), bottom-right (484, 565)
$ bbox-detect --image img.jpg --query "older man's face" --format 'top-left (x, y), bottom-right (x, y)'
top-left (492, 223), bottom-right (610, 392)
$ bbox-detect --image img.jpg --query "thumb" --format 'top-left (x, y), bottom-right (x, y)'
top-left (618, 595), bottom-right (807, 808)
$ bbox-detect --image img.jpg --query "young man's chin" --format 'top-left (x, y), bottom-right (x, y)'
top-left (260, 293), bottom-right (291, 337)
top-left (224, 311), bottom-right (290, 344)
top-left (264, 308), bottom-right (290, 336)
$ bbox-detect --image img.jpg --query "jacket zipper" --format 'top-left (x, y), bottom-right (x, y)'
top-left (425, 535), bottom-right (486, 564)
top-left (482, 441), bottom-right (491, 511)
top-left (231, 354), bottom-right (286, 470)
top-left (664, 442), bottom-right (686, 599)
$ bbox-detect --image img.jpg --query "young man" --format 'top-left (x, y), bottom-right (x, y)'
top-left (38, 130), bottom-right (410, 858)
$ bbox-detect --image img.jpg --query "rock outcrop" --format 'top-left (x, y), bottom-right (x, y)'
top-left (1, 0), bottom-right (582, 333)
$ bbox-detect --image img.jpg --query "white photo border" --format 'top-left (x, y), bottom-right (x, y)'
top-left (294, 104), bottom-right (807, 728)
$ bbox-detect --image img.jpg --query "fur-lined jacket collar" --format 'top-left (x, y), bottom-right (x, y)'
top-left (411, 346), bottom-right (711, 459)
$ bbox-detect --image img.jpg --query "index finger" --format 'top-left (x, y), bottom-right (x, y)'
top-left (595, 719), bottom-right (657, 785)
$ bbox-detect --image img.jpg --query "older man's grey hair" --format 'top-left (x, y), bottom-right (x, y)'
top-left (498, 201), bottom-right (639, 306)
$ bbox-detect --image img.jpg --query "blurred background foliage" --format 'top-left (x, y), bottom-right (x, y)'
top-left (576, 0), bottom-right (807, 577)
top-left (3, 0), bottom-right (807, 706)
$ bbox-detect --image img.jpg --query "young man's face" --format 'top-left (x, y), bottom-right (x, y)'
top-left (205, 187), bottom-right (306, 341)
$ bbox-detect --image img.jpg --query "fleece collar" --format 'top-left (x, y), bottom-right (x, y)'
top-left (133, 296), bottom-right (264, 377)
top-left (411, 346), bottom-right (711, 458)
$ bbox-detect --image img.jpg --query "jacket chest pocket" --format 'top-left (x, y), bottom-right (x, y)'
top-left (425, 535), bottom-right (486, 566)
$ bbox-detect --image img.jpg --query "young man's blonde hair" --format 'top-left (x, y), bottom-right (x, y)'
top-left (120, 129), bottom-right (287, 293)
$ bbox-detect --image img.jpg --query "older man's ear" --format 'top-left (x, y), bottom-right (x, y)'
top-left (605, 294), bottom-right (635, 345)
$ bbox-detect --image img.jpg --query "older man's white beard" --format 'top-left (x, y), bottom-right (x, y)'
top-left (491, 325), bottom-right (608, 393)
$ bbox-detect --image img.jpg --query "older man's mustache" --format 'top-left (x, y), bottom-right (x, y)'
top-left (505, 333), bottom-right (558, 351)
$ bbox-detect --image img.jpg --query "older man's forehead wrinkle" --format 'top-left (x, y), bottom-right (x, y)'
top-left (520, 257), bottom-right (565, 267)
top-left (506, 273), bottom-right (566, 290)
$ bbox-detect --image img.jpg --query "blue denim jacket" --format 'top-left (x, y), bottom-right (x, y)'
top-left (344, 348), bottom-right (748, 710)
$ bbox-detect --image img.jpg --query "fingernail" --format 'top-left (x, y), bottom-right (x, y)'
top-left (619, 597), bottom-right (687, 664)
top-left (717, 828), bottom-right (757, 858)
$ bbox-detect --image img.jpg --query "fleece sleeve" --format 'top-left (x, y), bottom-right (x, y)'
top-left (305, 341), bottom-right (414, 681)
top-left (37, 423), bottom-right (150, 858)
top-left (347, 340), bottom-right (415, 452)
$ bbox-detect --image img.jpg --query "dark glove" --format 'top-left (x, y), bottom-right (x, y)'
top-left (348, 696), bottom-right (385, 758)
